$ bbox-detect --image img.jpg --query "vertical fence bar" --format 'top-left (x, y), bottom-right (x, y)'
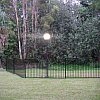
top-left (5, 57), bottom-right (100, 78)
top-left (65, 58), bottom-right (66, 78)
top-left (46, 59), bottom-right (49, 78)
top-left (24, 59), bottom-right (26, 78)
top-left (13, 58), bottom-right (15, 74)
top-left (6, 58), bottom-right (7, 71)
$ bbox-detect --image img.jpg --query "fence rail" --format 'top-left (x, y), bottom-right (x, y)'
top-left (4, 58), bottom-right (100, 78)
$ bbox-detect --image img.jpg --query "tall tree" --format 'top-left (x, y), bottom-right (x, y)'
top-left (22, 0), bottom-right (27, 59)
top-left (13, 0), bottom-right (22, 59)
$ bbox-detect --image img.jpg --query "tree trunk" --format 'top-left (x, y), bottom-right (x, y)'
top-left (34, 0), bottom-right (38, 51)
top-left (32, 0), bottom-right (35, 36)
top-left (13, 0), bottom-right (22, 59)
top-left (31, 0), bottom-right (38, 57)
top-left (22, 0), bottom-right (27, 59)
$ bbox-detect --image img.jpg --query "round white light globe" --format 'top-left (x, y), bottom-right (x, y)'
top-left (43, 33), bottom-right (51, 40)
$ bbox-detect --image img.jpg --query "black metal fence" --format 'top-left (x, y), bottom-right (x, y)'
top-left (4, 58), bottom-right (100, 78)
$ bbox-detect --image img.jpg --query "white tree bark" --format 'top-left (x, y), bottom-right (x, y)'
top-left (31, 0), bottom-right (38, 57)
top-left (32, 0), bottom-right (35, 35)
top-left (13, 0), bottom-right (22, 59)
top-left (22, 0), bottom-right (27, 59)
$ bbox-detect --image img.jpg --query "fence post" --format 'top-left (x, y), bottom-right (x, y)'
top-left (46, 59), bottom-right (49, 78)
top-left (65, 57), bottom-right (67, 78)
top-left (24, 59), bottom-right (26, 78)
top-left (13, 58), bottom-right (15, 74)
top-left (6, 58), bottom-right (7, 71)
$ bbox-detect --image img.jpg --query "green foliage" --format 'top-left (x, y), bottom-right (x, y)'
top-left (0, 0), bottom-right (100, 61)
top-left (0, 9), bottom-right (16, 31)
top-left (91, 0), bottom-right (100, 11)
top-left (4, 34), bottom-right (18, 58)
top-left (41, 14), bottom-right (54, 31)
top-left (79, 7), bottom-right (87, 13)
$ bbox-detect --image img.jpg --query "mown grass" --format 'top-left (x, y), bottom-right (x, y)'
top-left (0, 69), bottom-right (100, 100)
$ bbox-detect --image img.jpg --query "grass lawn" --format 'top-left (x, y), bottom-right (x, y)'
top-left (0, 69), bottom-right (100, 100)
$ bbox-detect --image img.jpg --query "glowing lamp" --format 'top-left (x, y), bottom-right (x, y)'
top-left (43, 33), bottom-right (50, 40)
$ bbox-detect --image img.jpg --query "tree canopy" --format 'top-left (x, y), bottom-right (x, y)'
top-left (0, 0), bottom-right (100, 61)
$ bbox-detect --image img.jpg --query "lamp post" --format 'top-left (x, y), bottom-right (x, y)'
top-left (43, 33), bottom-right (51, 78)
